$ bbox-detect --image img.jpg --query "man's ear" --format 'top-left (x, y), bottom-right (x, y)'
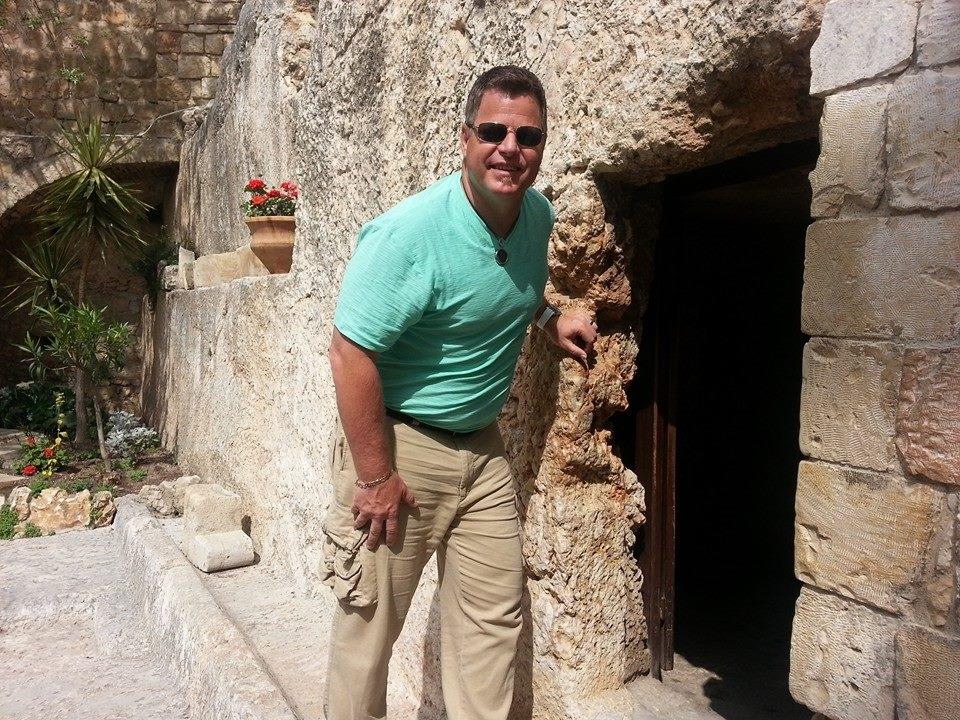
top-left (459, 123), bottom-right (470, 155)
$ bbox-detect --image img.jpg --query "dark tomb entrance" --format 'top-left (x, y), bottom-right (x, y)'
top-left (619, 139), bottom-right (818, 719)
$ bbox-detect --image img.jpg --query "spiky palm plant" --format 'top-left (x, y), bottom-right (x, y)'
top-left (31, 114), bottom-right (152, 448)
top-left (2, 237), bottom-right (78, 314)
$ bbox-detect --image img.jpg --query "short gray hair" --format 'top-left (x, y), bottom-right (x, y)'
top-left (464, 66), bottom-right (547, 129)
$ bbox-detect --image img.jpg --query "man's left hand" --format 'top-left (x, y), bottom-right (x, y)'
top-left (544, 313), bottom-right (597, 369)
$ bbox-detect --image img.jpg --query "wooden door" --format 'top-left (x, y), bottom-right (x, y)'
top-left (635, 233), bottom-right (679, 680)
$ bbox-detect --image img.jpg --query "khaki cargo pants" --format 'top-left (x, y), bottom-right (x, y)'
top-left (321, 415), bottom-right (524, 720)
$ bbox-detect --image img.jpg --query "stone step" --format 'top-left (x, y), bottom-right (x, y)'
top-left (0, 474), bottom-right (25, 493)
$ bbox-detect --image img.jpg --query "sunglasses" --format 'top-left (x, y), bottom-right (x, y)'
top-left (466, 122), bottom-right (546, 148)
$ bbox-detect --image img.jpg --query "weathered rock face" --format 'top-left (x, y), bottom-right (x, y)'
top-left (172, 0), bottom-right (315, 254)
top-left (144, 0), bottom-right (829, 717)
top-left (28, 487), bottom-right (91, 534)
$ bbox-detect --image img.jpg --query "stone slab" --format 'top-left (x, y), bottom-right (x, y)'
top-left (183, 483), bottom-right (244, 535)
top-left (790, 586), bottom-right (898, 720)
top-left (799, 339), bottom-right (902, 472)
top-left (795, 461), bottom-right (955, 621)
top-left (887, 67), bottom-right (960, 211)
top-left (160, 474), bottom-right (203, 514)
top-left (113, 497), bottom-right (297, 720)
top-left (917, 0), bottom-right (960, 67)
top-left (896, 349), bottom-right (960, 486)
top-left (185, 529), bottom-right (255, 572)
top-left (810, 84), bottom-right (889, 217)
top-left (192, 245), bottom-right (270, 288)
top-left (895, 624), bottom-right (960, 720)
top-left (0, 474), bottom-right (23, 492)
top-left (802, 215), bottom-right (960, 341)
top-left (28, 487), bottom-right (91, 534)
top-left (809, 0), bottom-right (918, 96)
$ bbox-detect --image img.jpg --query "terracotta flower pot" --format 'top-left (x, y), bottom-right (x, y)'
top-left (245, 216), bottom-right (295, 274)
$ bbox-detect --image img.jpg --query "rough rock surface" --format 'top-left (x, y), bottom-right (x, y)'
top-left (895, 624), bottom-right (960, 720)
top-left (28, 488), bottom-right (92, 534)
top-left (8, 485), bottom-right (31, 521)
top-left (795, 461), bottom-right (956, 623)
top-left (790, 586), bottom-right (898, 720)
top-left (91, 490), bottom-right (117, 528)
top-left (896, 349), bottom-right (960, 486)
top-left (145, 0), bottom-right (826, 716)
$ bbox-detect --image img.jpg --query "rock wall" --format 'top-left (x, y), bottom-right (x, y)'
top-left (0, 0), bottom-right (240, 216)
top-left (790, 3), bottom-right (960, 720)
top-left (144, 0), bottom-right (829, 718)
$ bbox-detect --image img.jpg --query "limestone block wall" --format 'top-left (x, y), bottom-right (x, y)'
top-left (0, 0), bottom-right (240, 201)
top-left (790, 3), bottom-right (960, 720)
top-left (143, 1), bottom-right (829, 718)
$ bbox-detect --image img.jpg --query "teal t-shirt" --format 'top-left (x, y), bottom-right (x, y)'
top-left (333, 171), bottom-right (554, 432)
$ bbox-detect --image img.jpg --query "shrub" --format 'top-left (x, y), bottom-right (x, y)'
top-left (12, 431), bottom-right (69, 478)
top-left (105, 411), bottom-right (159, 457)
top-left (0, 505), bottom-right (17, 540)
top-left (0, 381), bottom-right (82, 436)
top-left (22, 522), bottom-right (43, 538)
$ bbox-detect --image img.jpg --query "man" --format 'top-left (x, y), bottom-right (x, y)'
top-left (323, 65), bottom-right (597, 720)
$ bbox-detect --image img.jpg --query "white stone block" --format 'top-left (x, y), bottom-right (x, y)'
top-left (159, 474), bottom-right (202, 515)
top-left (8, 486), bottom-right (30, 521)
top-left (184, 529), bottom-right (255, 573)
top-left (182, 483), bottom-right (244, 535)
top-left (802, 215), bottom-right (960, 341)
top-left (809, 84), bottom-right (889, 216)
top-left (917, 0), bottom-right (960, 67)
top-left (192, 245), bottom-right (269, 288)
top-left (887, 67), bottom-right (960, 211)
top-left (810, 0), bottom-right (918, 96)
top-left (799, 339), bottom-right (902, 472)
top-left (790, 586), bottom-right (898, 720)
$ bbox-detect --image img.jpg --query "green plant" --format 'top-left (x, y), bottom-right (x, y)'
top-left (93, 482), bottom-right (115, 494)
top-left (0, 381), bottom-right (82, 436)
top-left (115, 457), bottom-right (134, 471)
top-left (0, 505), bottom-right (17, 540)
top-left (22, 522), bottom-right (43, 538)
top-left (31, 114), bottom-right (150, 450)
top-left (128, 230), bottom-right (177, 310)
top-left (13, 431), bottom-right (67, 478)
top-left (128, 469), bottom-right (146, 482)
top-left (15, 302), bottom-right (133, 472)
top-left (66, 477), bottom-right (94, 493)
top-left (27, 478), bottom-right (49, 495)
top-left (241, 178), bottom-right (299, 217)
top-left (2, 237), bottom-right (78, 316)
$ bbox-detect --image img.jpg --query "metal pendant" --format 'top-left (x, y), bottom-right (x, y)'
top-left (495, 248), bottom-right (508, 266)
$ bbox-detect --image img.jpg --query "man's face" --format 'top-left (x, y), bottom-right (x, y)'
top-left (460, 90), bottom-right (545, 203)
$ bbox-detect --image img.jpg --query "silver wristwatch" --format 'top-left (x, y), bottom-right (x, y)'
top-left (535, 303), bottom-right (560, 330)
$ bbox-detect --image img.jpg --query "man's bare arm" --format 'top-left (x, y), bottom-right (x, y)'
top-left (328, 327), bottom-right (417, 549)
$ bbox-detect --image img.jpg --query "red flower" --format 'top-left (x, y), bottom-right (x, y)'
top-left (25, 435), bottom-right (36, 447)
top-left (245, 178), bottom-right (266, 192)
top-left (251, 195), bottom-right (267, 206)
top-left (267, 189), bottom-right (282, 198)
top-left (22, 465), bottom-right (37, 476)
top-left (280, 181), bottom-right (299, 199)
top-left (42, 447), bottom-right (54, 458)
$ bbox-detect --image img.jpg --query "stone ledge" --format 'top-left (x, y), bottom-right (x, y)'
top-left (113, 497), bottom-right (297, 720)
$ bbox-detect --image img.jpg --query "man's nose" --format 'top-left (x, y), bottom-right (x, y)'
top-left (498, 130), bottom-right (520, 154)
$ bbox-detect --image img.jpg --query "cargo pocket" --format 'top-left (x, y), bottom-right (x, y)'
top-left (320, 500), bottom-right (379, 607)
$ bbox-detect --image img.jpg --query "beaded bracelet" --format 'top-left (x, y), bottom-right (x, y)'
top-left (355, 469), bottom-right (393, 490)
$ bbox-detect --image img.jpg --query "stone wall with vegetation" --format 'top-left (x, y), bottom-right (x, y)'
top-left (0, 0), bottom-right (239, 214)
top-left (789, 2), bottom-right (960, 720)
top-left (143, 1), bottom-right (829, 718)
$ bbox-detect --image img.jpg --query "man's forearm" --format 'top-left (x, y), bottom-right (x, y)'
top-left (329, 329), bottom-right (393, 482)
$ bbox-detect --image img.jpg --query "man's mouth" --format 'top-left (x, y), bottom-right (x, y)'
top-left (489, 164), bottom-right (521, 172)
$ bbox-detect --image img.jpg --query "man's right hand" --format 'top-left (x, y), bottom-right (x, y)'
top-left (352, 473), bottom-right (418, 550)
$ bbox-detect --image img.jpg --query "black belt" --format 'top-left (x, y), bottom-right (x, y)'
top-left (385, 408), bottom-right (477, 437)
